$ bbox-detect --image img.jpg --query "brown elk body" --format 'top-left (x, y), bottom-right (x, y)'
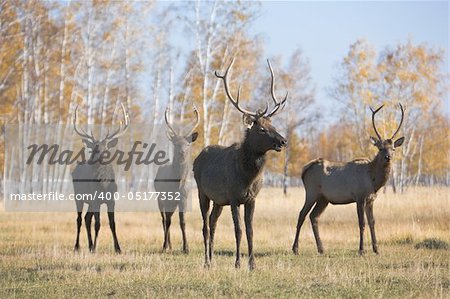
top-left (72, 104), bottom-right (129, 253)
top-left (292, 104), bottom-right (405, 255)
top-left (154, 105), bottom-right (199, 254)
top-left (193, 59), bottom-right (288, 270)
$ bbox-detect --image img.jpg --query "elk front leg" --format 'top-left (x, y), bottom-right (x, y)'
top-left (199, 192), bottom-right (211, 267)
top-left (84, 209), bottom-right (94, 252)
top-left (107, 208), bottom-right (121, 254)
top-left (365, 202), bottom-right (378, 254)
top-left (356, 201), bottom-right (366, 255)
top-left (92, 212), bottom-right (101, 252)
top-left (179, 212), bottom-right (189, 254)
top-left (74, 211), bottom-right (82, 251)
top-left (231, 204), bottom-right (242, 269)
top-left (162, 212), bottom-right (173, 252)
top-left (209, 204), bottom-right (223, 263)
top-left (244, 201), bottom-right (255, 271)
top-left (293, 192), bottom-right (317, 255)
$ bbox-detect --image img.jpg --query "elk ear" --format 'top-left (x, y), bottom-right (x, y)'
top-left (370, 136), bottom-right (381, 148)
top-left (107, 138), bottom-right (118, 148)
top-left (82, 139), bottom-right (94, 148)
top-left (186, 132), bottom-right (198, 143)
top-left (394, 136), bottom-right (405, 148)
top-left (243, 114), bottom-right (255, 128)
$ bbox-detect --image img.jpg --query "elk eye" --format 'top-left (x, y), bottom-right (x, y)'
top-left (260, 127), bottom-right (266, 132)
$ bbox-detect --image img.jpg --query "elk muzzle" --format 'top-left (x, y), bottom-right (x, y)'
top-left (273, 135), bottom-right (288, 152)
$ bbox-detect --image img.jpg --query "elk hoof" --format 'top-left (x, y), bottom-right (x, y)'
top-left (204, 261), bottom-right (211, 269)
top-left (358, 250), bottom-right (365, 256)
top-left (235, 260), bottom-right (241, 269)
top-left (74, 245), bottom-right (80, 252)
top-left (318, 249), bottom-right (324, 255)
top-left (249, 261), bottom-right (256, 271)
top-left (292, 245), bottom-right (299, 255)
top-left (115, 247), bottom-right (122, 254)
top-left (183, 247), bottom-right (190, 254)
top-left (373, 248), bottom-right (379, 255)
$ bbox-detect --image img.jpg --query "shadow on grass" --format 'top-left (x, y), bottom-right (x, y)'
top-left (415, 238), bottom-right (449, 250)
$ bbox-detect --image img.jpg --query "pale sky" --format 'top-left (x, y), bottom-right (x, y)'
top-left (252, 1), bottom-right (449, 118)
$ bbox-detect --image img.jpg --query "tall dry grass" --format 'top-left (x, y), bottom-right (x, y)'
top-left (0, 187), bottom-right (449, 298)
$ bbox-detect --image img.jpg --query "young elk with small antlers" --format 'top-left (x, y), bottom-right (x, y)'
top-left (193, 58), bottom-right (288, 270)
top-left (154, 104), bottom-right (199, 254)
top-left (72, 104), bottom-right (129, 253)
top-left (292, 104), bottom-right (405, 256)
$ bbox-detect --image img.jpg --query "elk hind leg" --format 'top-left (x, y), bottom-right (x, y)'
top-left (310, 198), bottom-right (329, 254)
top-left (292, 191), bottom-right (317, 255)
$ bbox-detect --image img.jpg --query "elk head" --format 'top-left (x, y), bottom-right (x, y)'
top-left (73, 104), bottom-right (129, 162)
top-left (369, 103), bottom-right (405, 162)
top-left (164, 104), bottom-right (200, 160)
top-left (215, 58), bottom-right (288, 153)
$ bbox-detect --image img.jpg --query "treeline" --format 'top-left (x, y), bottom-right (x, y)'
top-left (0, 1), bottom-right (448, 192)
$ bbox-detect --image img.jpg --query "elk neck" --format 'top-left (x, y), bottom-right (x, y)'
top-left (172, 146), bottom-right (190, 181)
top-left (368, 151), bottom-right (392, 192)
top-left (238, 132), bottom-right (267, 183)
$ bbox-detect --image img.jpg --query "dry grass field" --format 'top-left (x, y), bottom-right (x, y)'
top-left (1, 187), bottom-right (449, 298)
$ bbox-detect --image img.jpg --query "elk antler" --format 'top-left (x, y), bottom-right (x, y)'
top-left (266, 59), bottom-right (288, 117)
top-left (73, 105), bottom-right (95, 140)
top-left (391, 103), bottom-right (404, 139)
top-left (165, 107), bottom-right (177, 136)
top-left (370, 104), bottom-right (384, 140)
top-left (102, 103), bottom-right (130, 142)
top-left (215, 58), bottom-right (268, 119)
top-left (165, 104), bottom-right (200, 137)
top-left (185, 104), bottom-right (200, 137)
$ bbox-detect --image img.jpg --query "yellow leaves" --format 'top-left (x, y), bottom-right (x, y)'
top-left (359, 68), bottom-right (369, 79)
top-left (231, 10), bottom-right (249, 22)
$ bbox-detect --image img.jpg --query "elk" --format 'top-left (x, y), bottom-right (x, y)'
top-left (154, 104), bottom-right (200, 254)
top-left (72, 104), bottom-right (129, 253)
top-left (292, 104), bottom-right (405, 255)
top-left (193, 58), bottom-right (288, 270)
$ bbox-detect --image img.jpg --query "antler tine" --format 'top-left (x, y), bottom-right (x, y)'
top-left (391, 103), bottom-right (404, 139)
top-left (104, 103), bottom-right (129, 141)
top-left (267, 92), bottom-right (288, 117)
top-left (370, 104), bottom-right (384, 140)
top-left (164, 107), bottom-right (177, 135)
top-left (215, 58), bottom-right (260, 118)
top-left (185, 104), bottom-right (200, 137)
top-left (266, 59), bottom-right (288, 117)
top-left (73, 105), bottom-right (94, 140)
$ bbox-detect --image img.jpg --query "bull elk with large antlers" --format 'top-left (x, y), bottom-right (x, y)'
top-left (72, 104), bottom-right (129, 253)
top-left (193, 58), bottom-right (288, 270)
top-left (292, 104), bottom-right (405, 255)
top-left (154, 104), bottom-right (200, 254)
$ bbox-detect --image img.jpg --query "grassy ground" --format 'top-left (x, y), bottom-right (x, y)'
top-left (1, 187), bottom-right (449, 298)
